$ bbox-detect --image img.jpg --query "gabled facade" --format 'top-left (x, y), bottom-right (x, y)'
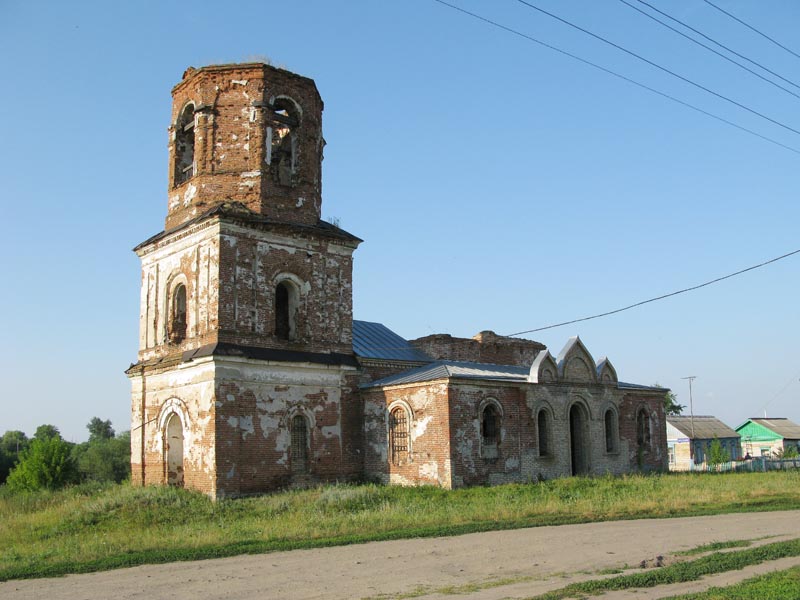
top-left (361, 334), bottom-right (668, 487)
top-left (737, 418), bottom-right (800, 458)
top-left (666, 415), bottom-right (740, 470)
top-left (129, 63), bottom-right (669, 498)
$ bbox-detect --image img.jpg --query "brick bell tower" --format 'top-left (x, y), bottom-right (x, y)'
top-left (127, 63), bottom-right (363, 498)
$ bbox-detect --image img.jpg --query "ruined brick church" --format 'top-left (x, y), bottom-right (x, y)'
top-left (127, 63), bottom-right (667, 498)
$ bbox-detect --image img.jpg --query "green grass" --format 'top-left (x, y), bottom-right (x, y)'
top-left (528, 538), bottom-right (800, 599)
top-left (675, 538), bottom-right (757, 556)
top-left (663, 565), bottom-right (800, 599)
top-left (2, 470), bottom-right (800, 582)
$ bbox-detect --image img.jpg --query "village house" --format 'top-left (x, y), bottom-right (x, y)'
top-left (127, 62), bottom-right (668, 498)
top-left (736, 418), bottom-right (800, 458)
top-left (665, 415), bottom-right (740, 470)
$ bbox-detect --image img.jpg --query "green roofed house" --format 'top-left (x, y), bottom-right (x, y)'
top-left (736, 418), bottom-right (800, 459)
top-left (666, 415), bottom-right (740, 470)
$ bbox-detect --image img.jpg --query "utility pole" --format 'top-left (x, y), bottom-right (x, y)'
top-left (682, 375), bottom-right (697, 443)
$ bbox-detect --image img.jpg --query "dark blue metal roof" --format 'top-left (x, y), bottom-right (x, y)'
top-left (361, 360), bottom-right (529, 389)
top-left (352, 320), bottom-right (432, 362)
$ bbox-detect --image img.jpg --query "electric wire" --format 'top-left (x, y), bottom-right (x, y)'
top-left (636, 0), bottom-right (800, 90)
top-left (513, 0), bottom-right (800, 137)
top-left (430, 0), bottom-right (800, 156)
top-left (703, 0), bottom-right (800, 62)
top-left (757, 371), bottom-right (800, 418)
top-left (505, 248), bottom-right (800, 337)
top-left (618, 0), bottom-right (800, 101)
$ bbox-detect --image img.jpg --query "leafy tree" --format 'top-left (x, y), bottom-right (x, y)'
top-left (774, 445), bottom-right (799, 459)
top-left (653, 384), bottom-right (685, 415)
top-left (707, 436), bottom-right (730, 468)
top-left (87, 417), bottom-right (115, 442)
top-left (0, 431), bottom-right (29, 483)
top-left (33, 424), bottom-right (61, 442)
top-left (6, 436), bottom-right (78, 492)
top-left (73, 431), bottom-right (131, 483)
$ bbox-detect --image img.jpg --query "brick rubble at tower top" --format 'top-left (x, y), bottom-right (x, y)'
top-left (166, 63), bottom-right (325, 231)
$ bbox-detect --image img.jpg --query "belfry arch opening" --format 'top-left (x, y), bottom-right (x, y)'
top-left (174, 103), bottom-right (195, 185)
top-left (165, 413), bottom-right (184, 487)
top-left (267, 97), bottom-right (300, 186)
top-left (569, 403), bottom-right (590, 476)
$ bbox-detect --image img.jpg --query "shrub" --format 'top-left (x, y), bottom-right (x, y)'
top-left (6, 437), bottom-right (78, 492)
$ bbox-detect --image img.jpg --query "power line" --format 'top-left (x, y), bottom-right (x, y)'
top-left (513, 0), bottom-right (800, 137)
top-left (636, 0), bottom-right (800, 91)
top-left (618, 0), bottom-right (800, 101)
top-left (430, 1), bottom-right (800, 156)
top-left (703, 0), bottom-right (800, 62)
top-left (506, 248), bottom-right (800, 337)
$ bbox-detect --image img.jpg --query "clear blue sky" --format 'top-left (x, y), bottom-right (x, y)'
top-left (1, 0), bottom-right (798, 441)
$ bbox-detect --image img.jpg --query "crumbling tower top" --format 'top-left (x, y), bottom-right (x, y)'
top-left (166, 62), bottom-right (324, 230)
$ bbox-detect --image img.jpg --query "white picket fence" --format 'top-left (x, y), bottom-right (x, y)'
top-left (688, 457), bottom-right (800, 473)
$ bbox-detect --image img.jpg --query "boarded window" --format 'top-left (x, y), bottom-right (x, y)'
top-left (174, 104), bottom-right (195, 185)
top-left (636, 409), bottom-right (651, 450)
top-left (169, 283), bottom-right (187, 343)
top-left (537, 410), bottom-right (550, 457)
top-left (389, 407), bottom-right (409, 466)
top-left (290, 415), bottom-right (308, 474)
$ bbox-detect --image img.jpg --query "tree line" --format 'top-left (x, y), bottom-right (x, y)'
top-left (0, 418), bottom-right (130, 492)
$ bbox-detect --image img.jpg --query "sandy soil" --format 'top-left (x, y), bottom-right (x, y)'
top-left (3, 510), bottom-right (800, 600)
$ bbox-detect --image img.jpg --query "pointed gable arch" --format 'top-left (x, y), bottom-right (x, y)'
top-left (557, 336), bottom-right (597, 383)
top-left (528, 349), bottom-right (559, 383)
top-left (596, 356), bottom-right (618, 384)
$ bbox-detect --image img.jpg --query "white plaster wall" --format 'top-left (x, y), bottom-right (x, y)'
top-left (137, 222), bottom-right (221, 354)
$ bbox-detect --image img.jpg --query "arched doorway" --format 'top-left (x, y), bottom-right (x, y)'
top-left (569, 404), bottom-right (590, 476)
top-left (165, 413), bottom-right (184, 486)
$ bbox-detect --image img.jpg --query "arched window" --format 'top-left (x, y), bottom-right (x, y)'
top-left (275, 279), bottom-right (299, 341)
top-left (636, 409), bottom-right (651, 451)
top-left (481, 403), bottom-right (500, 458)
top-left (537, 409), bottom-right (551, 457)
top-left (604, 409), bottom-right (618, 453)
top-left (169, 283), bottom-right (187, 344)
top-left (174, 104), bottom-right (195, 185)
top-left (389, 406), bottom-right (409, 466)
top-left (290, 414), bottom-right (309, 474)
top-left (164, 412), bottom-right (184, 487)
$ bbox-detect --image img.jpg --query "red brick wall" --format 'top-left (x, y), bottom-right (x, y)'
top-left (363, 383), bottom-right (453, 487)
top-left (166, 63), bottom-right (324, 231)
top-left (448, 384), bottom-right (529, 486)
top-left (619, 391), bottom-right (668, 472)
top-left (411, 331), bottom-right (544, 367)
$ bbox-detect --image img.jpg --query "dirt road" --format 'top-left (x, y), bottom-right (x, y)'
top-left (4, 510), bottom-right (800, 600)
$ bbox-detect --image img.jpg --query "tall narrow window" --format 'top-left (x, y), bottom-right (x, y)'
top-left (274, 280), bottom-right (298, 340)
top-left (537, 409), bottom-right (550, 457)
top-left (389, 407), bottom-right (409, 466)
top-left (604, 409), bottom-right (618, 453)
top-left (169, 283), bottom-right (187, 344)
top-left (636, 409), bottom-right (651, 450)
top-left (290, 415), bottom-right (308, 474)
top-left (481, 404), bottom-right (500, 458)
top-left (174, 104), bottom-right (195, 185)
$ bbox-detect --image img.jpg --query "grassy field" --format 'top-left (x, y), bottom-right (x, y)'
top-left (665, 565), bottom-right (800, 599)
top-left (1, 470), bottom-right (800, 581)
